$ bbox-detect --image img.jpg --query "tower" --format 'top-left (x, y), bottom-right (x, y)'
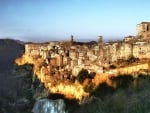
top-left (136, 22), bottom-right (150, 39)
top-left (70, 35), bottom-right (74, 45)
top-left (98, 36), bottom-right (103, 65)
top-left (98, 36), bottom-right (103, 46)
top-left (57, 55), bottom-right (63, 67)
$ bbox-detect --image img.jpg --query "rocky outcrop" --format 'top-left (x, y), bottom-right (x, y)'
top-left (0, 39), bottom-right (25, 113)
top-left (16, 53), bottom-right (88, 100)
top-left (32, 98), bottom-right (67, 113)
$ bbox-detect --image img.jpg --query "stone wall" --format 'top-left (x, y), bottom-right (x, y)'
top-left (136, 22), bottom-right (150, 39)
top-left (104, 41), bottom-right (150, 63)
top-left (118, 63), bottom-right (149, 75)
top-left (106, 63), bottom-right (149, 76)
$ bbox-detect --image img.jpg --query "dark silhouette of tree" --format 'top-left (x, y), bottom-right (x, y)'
top-left (127, 56), bottom-right (139, 64)
top-left (109, 64), bottom-right (116, 69)
top-left (77, 69), bottom-right (89, 84)
top-left (111, 75), bottom-right (134, 89)
top-left (91, 82), bottom-right (114, 99)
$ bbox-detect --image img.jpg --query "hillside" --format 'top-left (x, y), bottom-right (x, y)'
top-left (0, 39), bottom-right (24, 71)
top-left (0, 39), bottom-right (25, 113)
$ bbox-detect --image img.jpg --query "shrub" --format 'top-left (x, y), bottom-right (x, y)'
top-left (77, 69), bottom-right (89, 84)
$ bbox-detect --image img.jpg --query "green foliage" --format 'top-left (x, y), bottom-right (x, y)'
top-left (14, 64), bottom-right (150, 113)
top-left (111, 75), bottom-right (134, 89)
top-left (14, 64), bottom-right (33, 77)
top-left (91, 82), bottom-right (115, 99)
top-left (109, 64), bottom-right (116, 69)
top-left (23, 89), bottom-right (33, 100)
top-left (72, 75), bottom-right (150, 113)
top-left (127, 56), bottom-right (139, 64)
top-left (12, 64), bottom-right (36, 113)
top-left (88, 72), bottom-right (96, 79)
top-left (77, 69), bottom-right (89, 84)
top-left (84, 83), bottom-right (94, 93)
top-left (70, 76), bottom-right (76, 83)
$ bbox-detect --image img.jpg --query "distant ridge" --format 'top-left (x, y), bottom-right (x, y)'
top-left (0, 38), bottom-right (24, 71)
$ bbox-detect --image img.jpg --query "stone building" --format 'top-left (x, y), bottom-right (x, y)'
top-left (132, 41), bottom-right (150, 59)
top-left (23, 22), bottom-right (150, 70)
top-left (136, 22), bottom-right (150, 39)
top-left (70, 35), bottom-right (74, 46)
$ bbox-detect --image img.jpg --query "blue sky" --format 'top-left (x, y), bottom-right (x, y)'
top-left (0, 0), bottom-right (150, 42)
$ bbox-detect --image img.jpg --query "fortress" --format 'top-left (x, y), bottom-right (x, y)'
top-left (136, 22), bottom-right (150, 39)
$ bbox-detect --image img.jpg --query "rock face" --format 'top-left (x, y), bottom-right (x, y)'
top-left (0, 39), bottom-right (25, 113)
top-left (32, 98), bottom-right (67, 113)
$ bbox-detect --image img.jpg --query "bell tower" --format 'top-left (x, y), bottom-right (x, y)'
top-left (98, 36), bottom-right (103, 65)
top-left (70, 35), bottom-right (74, 45)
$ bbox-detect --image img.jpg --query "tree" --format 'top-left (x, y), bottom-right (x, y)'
top-left (127, 56), bottom-right (139, 64)
top-left (77, 69), bottom-right (89, 84)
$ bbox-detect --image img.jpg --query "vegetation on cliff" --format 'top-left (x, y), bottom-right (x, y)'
top-left (13, 61), bottom-right (150, 113)
top-left (12, 64), bottom-right (49, 113)
top-left (71, 74), bottom-right (150, 113)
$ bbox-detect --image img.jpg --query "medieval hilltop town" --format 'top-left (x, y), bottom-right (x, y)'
top-left (16, 22), bottom-right (150, 99)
